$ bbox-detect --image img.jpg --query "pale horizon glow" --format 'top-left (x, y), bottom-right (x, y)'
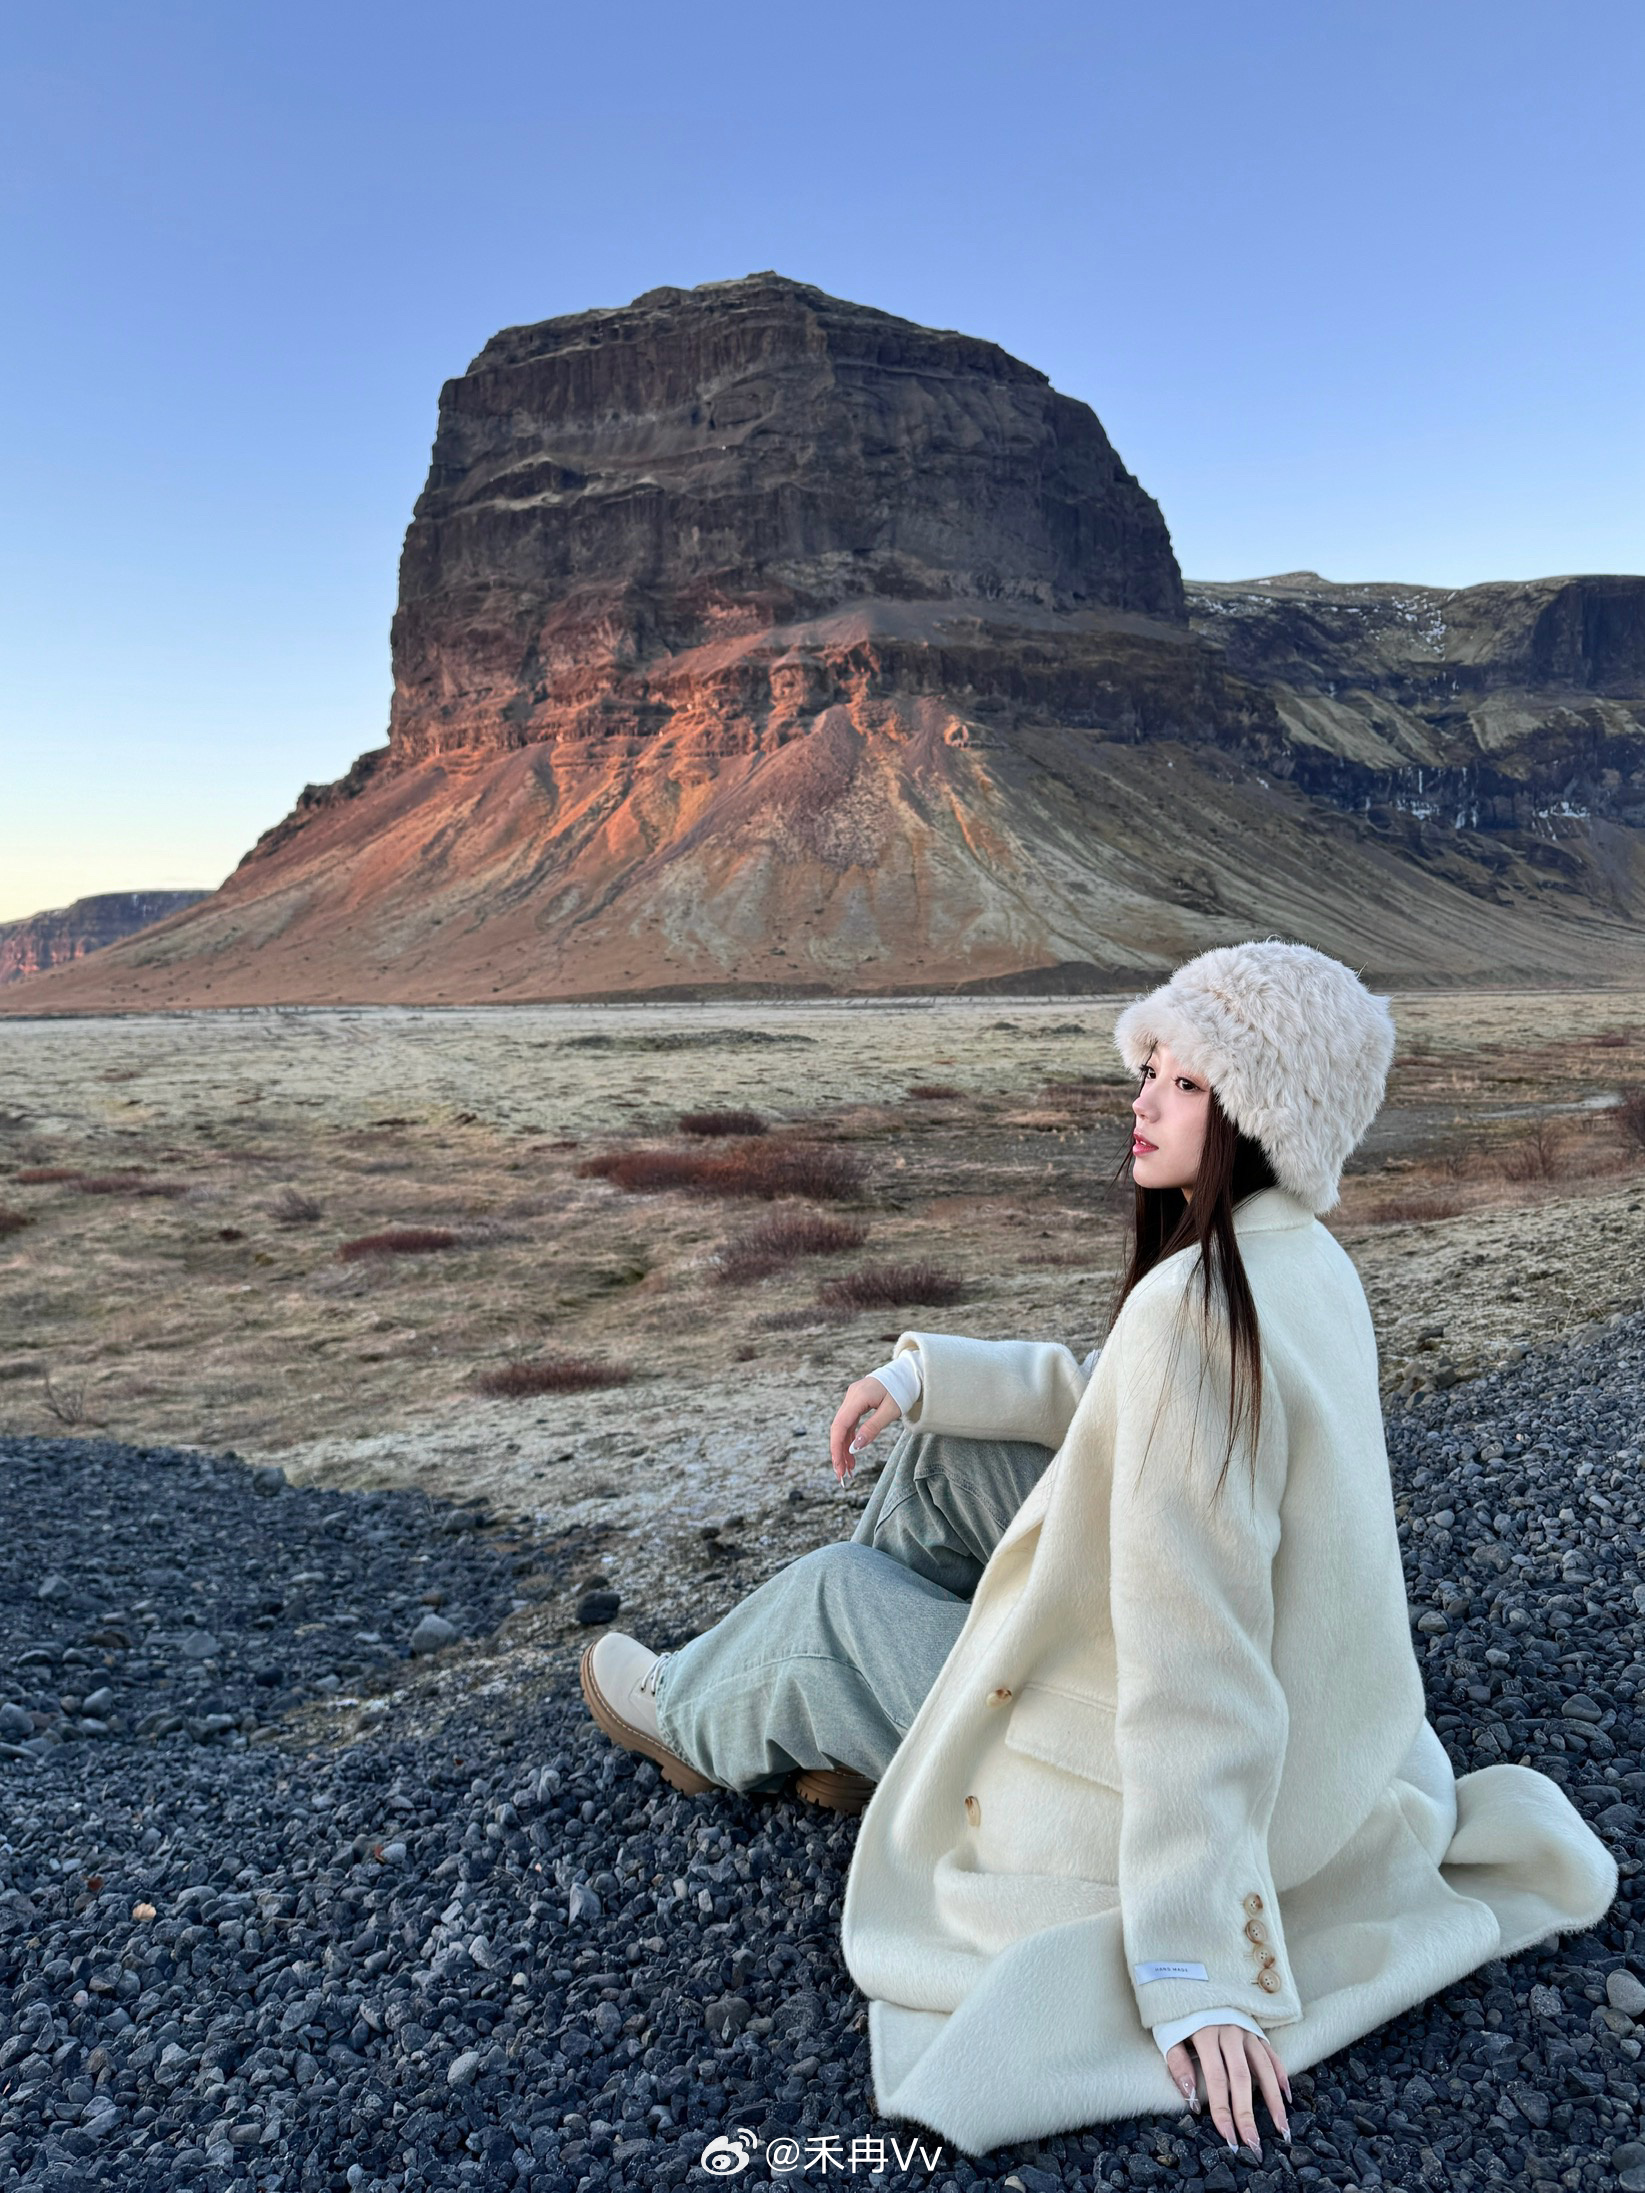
top-left (1, 0), bottom-right (1641, 923)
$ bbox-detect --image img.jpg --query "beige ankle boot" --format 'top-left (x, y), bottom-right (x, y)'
top-left (579, 1632), bottom-right (722, 1797)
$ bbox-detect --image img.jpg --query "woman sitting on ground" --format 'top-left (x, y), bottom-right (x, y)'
top-left (579, 939), bottom-right (1618, 2159)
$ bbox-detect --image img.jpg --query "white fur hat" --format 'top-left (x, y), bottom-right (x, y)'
top-left (1112, 939), bottom-right (1396, 1213)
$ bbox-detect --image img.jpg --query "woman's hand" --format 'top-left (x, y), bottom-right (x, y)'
top-left (829, 1376), bottom-right (902, 1483)
top-left (1166, 2026), bottom-right (1291, 2155)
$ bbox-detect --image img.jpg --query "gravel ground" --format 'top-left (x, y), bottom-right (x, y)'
top-left (2, 1306), bottom-right (1643, 2192)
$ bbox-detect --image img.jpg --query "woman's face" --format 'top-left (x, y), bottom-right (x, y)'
top-left (1130, 1040), bottom-right (1210, 1193)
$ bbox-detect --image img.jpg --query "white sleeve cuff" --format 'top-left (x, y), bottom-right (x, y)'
top-left (1152, 2005), bottom-right (1266, 2057)
top-left (868, 1351), bottom-right (921, 1415)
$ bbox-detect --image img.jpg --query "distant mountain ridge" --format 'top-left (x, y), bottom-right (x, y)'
top-left (0, 891), bottom-right (209, 988)
top-left (1182, 569), bottom-right (1645, 911)
top-left (4, 273), bottom-right (1641, 1011)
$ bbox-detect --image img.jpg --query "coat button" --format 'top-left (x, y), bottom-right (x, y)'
top-left (985, 1687), bottom-right (1013, 1707)
top-left (1244, 1919), bottom-right (1267, 1945)
top-left (964, 1794), bottom-right (981, 1826)
top-left (1257, 1952), bottom-right (1277, 1972)
top-left (1256, 1969), bottom-right (1281, 1993)
top-left (1243, 1893), bottom-right (1264, 1915)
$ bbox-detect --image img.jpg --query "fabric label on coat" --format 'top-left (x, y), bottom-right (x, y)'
top-left (1134, 1960), bottom-right (1209, 1982)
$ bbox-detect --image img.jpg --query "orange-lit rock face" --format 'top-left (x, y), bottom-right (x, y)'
top-left (11, 621), bottom-right (1644, 1012)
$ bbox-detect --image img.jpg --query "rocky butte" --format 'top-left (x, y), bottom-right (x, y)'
top-left (7, 272), bottom-right (1643, 1010)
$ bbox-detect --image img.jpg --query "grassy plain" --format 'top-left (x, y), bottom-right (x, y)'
top-left (1, 991), bottom-right (1641, 1658)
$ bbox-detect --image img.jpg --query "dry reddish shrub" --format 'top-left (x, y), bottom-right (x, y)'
top-left (578, 1141), bottom-right (865, 1203)
top-left (474, 1356), bottom-right (634, 1397)
top-left (14, 1165), bottom-right (186, 1198)
top-left (678, 1109), bottom-right (768, 1137)
top-left (338, 1228), bottom-right (461, 1262)
top-left (1498, 1120), bottom-right (1563, 1182)
top-left (1593, 1032), bottom-right (1632, 1048)
top-left (1616, 1088), bottom-right (1645, 1151)
top-left (816, 1260), bottom-right (968, 1311)
top-left (1363, 1194), bottom-right (1467, 1225)
top-left (576, 1149), bottom-right (710, 1191)
top-left (713, 1142), bottom-right (866, 1201)
top-left (0, 1207), bottom-right (34, 1239)
top-left (714, 1209), bottom-right (869, 1284)
top-left (907, 1084), bottom-right (963, 1100)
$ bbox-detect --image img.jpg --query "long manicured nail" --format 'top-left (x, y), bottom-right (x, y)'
top-left (1177, 2075), bottom-right (1194, 2099)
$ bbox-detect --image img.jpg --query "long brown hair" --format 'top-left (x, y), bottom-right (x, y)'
top-left (1104, 1049), bottom-right (1279, 1500)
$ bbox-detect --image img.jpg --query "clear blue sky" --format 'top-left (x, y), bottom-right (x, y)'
top-left (2, 0), bottom-right (1640, 922)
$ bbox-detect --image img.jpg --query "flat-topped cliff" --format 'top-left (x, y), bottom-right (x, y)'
top-left (387, 273), bottom-right (1184, 763)
top-left (5, 277), bottom-right (1641, 1011)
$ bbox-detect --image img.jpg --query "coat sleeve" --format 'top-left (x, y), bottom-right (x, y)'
top-left (888, 1331), bottom-right (1098, 1450)
top-left (1106, 1271), bottom-right (1301, 2036)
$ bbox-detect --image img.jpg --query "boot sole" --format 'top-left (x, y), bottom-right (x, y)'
top-left (793, 1767), bottom-right (877, 1816)
top-left (578, 1640), bottom-right (721, 1797)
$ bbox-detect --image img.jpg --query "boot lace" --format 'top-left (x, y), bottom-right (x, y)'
top-left (638, 1650), bottom-right (672, 1697)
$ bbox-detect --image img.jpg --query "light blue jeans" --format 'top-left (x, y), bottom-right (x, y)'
top-left (653, 1420), bottom-right (1057, 1792)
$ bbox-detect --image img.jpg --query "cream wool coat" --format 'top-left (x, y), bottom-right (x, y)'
top-left (837, 1185), bottom-right (1619, 2156)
